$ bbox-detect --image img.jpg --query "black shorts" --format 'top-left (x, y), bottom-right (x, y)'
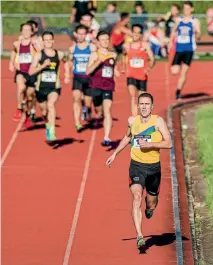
top-left (129, 160), bottom-right (161, 196)
top-left (127, 78), bottom-right (147, 91)
top-left (172, 51), bottom-right (194, 66)
top-left (113, 42), bottom-right (124, 54)
top-left (14, 70), bottom-right (36, 87)
top-left (90, 89), bottom-right (113, 107)
top-left (72, 75), bottom-right (91, 96)
top-left (36, 89), bottom-right (61, 103)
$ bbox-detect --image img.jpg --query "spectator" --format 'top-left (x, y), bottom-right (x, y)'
top-left (29, 17), bottom-right (45, 34)
top-left (131, 1), bottom-right (148, 30)
top-left (144, 20), bottom-right (168, 58)
top-left (70, 0), bottom-right (92, 24)
top-left (100, 2), bottom-right (120, 33)
top-left (206, 7), bottom-right (213, 36)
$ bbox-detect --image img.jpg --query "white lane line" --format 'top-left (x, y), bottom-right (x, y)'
top-left (63, 130), bottom-right (97, 265)
top-left (1, 117), bottom-right (24, 167)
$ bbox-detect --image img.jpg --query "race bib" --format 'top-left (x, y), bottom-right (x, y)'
top-left (102, 66), bottom-right (113, 78)
top-left (19, 53), bottom-right (32, 64)
top-left (130, 58), bottom-right (144, 68)
top-left (133, 135), bottom-right (151, 148)
top-left (177, 35), bottom-right (190, 44)
top-left (41, 71), bottom-right (57, 82)
top-left (76, 62), bottom-right (87, 73)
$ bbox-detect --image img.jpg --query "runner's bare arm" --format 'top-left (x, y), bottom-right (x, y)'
top-left (139, 116), bottom-right (172, 149)
top-left (113, 52), bottom-right (120, 77)
top-left (106, 117), bottom-right (135, 166)
top-left (58, 51), bottom-right (70, 82)
top-left (194, 18), bottom-right (201, 41)
top-left (121, 43), bottom-right (128, 73)
top-left (35, 37), bottom-right (44, 51)
top-left (9, 41), bottom-right (18, 72)
top-left (113, 117), bottom-right (135, 156)
top-left (120, 26), bottom-right (133, 37)
top-left (86, 52), bottom-right (100, 75)
top-left (29, 52), bottom-right (49, 75)
top-left (90, 43), bottom-right (97, 52)
top-left (169, 18), bottom-right (180, 45)
top-left (144, 42), bottom-right (155, 71)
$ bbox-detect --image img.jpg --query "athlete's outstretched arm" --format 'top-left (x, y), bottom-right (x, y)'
top-left (9, 41), bottom-right (18, 72)
top-left (121, 43), bottom-right (128, 73)
top-left (106, 117), bottom-right (135, 167)
top-left (86, 52), bottom-right (100, 75)
top-left (194, 18), bottom-right (201, 41)
top-left (58, 51), bottom-right (70, 83)
top-left (139, 116), bottom-right (172, 150)
top-left (145, 42), bottom-right (155, 72)
top-left (28, 52), bottom-right (49, 75)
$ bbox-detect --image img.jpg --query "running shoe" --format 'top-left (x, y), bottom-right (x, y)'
top-left (176, 89), bottom-right (181, 100)
top-left (137, 236), bottom-right (145, 249)
top-left (145, 208), bottom-right (154, 219)
top-left (23, 115), bottom-right (34, 129)
top-left (145, 196), bottom-right (154, 219)
top-left (81, 106), bottom-right (87, 121)
top-left (102, 138), bottom-right (111, 146)
top-left (75, 123), bottom-right (83, 132)
top-left (48, 126), bottom-right (56, 141)
top-left (46, 123), bottom-right (50, 140)
top-left (13, 109), bottom-right (22, 121)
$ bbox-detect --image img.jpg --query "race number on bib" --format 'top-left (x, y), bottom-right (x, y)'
top-left (177, 35), bottom-right (190, 44)
top-left (130, 58), bottom-right (144, 68)
top-left (41, 71), bottom-right (57, 82)
top-left (102, 66), bottom-right (113, 78)
top-left (76, 62), bottom-right (87, 73)
top-left (133, 135), bottom-right (151, 148)
top-left (19, 53), bottom-right (32, 64)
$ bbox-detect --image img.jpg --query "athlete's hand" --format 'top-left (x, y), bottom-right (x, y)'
top-left (139, 139), bottom-right (152, 149)
top-left (43, 59), bottom-right (51, 67)
top-left (9, 62), bottom-right (15, 73)
top-left (145, 67), bottom-right (151, 76)
top-left (106, 153), bottom-right (116, 167)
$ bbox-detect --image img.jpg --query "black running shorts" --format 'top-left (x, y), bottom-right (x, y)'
top-left (127, 78), bottom-right (147, 91)
top-left (90, 89), bottom-right (113, 107)
top-left (129, 159), bottom-right (161, 196)
top-left (72, 75), bottom-right (91, 96)
top-left (172, 51), bottom-right (194, 66)
top-left (36, 88), bottom-right (61, 103)
top-left (14, 70), bottom-right (36, 88)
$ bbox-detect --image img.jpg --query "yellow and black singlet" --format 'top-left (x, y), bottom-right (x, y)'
top-left (130, 115), bottom-right (163, 164)
top-left (36, 49), bottom-right (60, 92)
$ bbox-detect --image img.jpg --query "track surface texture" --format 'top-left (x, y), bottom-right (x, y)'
top-left (2, 59), bottom-right (213, 265)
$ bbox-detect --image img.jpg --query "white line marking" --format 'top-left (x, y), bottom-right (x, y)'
top-left (1, 117), bottom-right (24, 167)
top-left (63, 130), bottom-right (96, 265)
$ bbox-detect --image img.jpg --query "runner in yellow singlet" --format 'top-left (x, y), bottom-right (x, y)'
top-left (106, 92), bottom-right (172, 249)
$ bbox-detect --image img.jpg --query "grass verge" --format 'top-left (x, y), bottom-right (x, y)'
top-left (195, 103), bottom-right (213, 220)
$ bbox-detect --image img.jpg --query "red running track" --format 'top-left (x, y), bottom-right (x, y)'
top-left (2, 59), bottom-right (213, 265)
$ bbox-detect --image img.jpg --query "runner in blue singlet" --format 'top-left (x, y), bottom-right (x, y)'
top-left (169, 1), bottom-right (201, 99)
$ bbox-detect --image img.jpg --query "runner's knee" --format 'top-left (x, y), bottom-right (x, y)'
top-left (171, 66), bottom-right (179, 75)
top-left (133, 192), bottom-right (142, 204)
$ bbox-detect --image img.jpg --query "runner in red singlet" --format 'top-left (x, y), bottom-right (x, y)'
top-left (122, 24), bottom-right (155, 116)
top-left (111, 12), bottom-right (133, 54)
top-left (86, 31), bottom-right (119, 146)
top-left (9, 23), bottom-right (37, 128)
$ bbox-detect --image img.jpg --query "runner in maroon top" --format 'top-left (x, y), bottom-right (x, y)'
top-left (87, 31), bottom-right (119, 146)
top-left (9, 23), bottom-right (36, 128)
